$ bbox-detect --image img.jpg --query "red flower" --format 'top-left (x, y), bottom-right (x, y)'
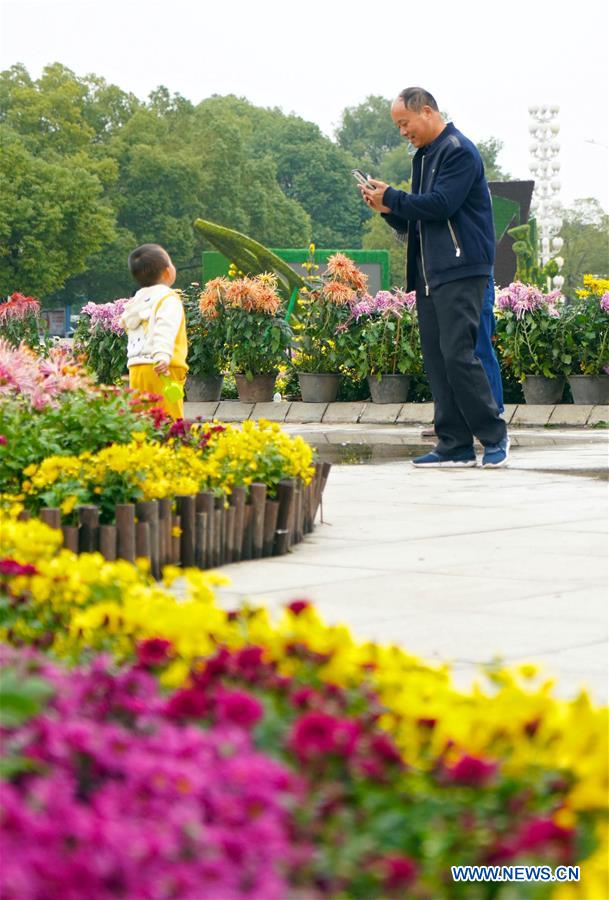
top-left (517, 818), bottom-right (573, 851)
top-left (445, 754), bottom-right (498, 787)
top-left (291, 687), bottom-right (317, 709)
top-left (0, 559), bottom-right (37, 577)
top-left (370, 734), bottom-right (403, 766)
top-left (290, 712), bottom-right (361, 761)
top-left (287, 600), bottom-right (311, 616)
top-left (165, 687), bottom-right (209, 719)
top-left (234, 645), bottom-right (265, 675)
top-left (378, 854), bottom-right (417, 889)
top-left (136, 638), bottom-right (173, 667)
top-left (0, 435), bottom-right (7, 446)
top-left (215, 689), bottom-right (264, 729)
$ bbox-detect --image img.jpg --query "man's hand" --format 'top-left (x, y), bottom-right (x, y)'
top-left (359, 178), bottom-right (391, 213)
top-left (154, 359), bottom-right (170, 376)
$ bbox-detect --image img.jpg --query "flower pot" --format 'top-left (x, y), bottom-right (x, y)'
top-left (185, 374), bottom-right (224, 402)
top-left (568, 375), bottom-right (609, 405)
top-left (367, 374), bottom-right (411, 404)
top-left (298, 373), bottom-right (340, 403)
top-left (522, 375), bottom-right (565, 405)
top-left (234, 373), bottom-right (277, 403)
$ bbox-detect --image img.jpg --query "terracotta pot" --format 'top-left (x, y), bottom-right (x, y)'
top-left (234, 373), bottom-right (277, 403)
top-left (568, 375), bottom-right (609, 405)
top-left (522, 375), bottom-right (565, 404)
top-left (367, 374), bottom-right (411, 404)
top-left (298, 373), bottom-right (340, 403)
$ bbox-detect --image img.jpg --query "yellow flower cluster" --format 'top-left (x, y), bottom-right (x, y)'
top-left (20, 420), bottom-right (314, 515)
top-left (575, 274), bottom-right (609, 299)
top-left (1, 517), bottom-right (607, 897)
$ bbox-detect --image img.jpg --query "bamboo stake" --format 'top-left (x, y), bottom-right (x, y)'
top-left (250, 483), bottom-right (266, 559)
top-left (99, 525), bottom-right (117, 561)
top-left (229, 487), bottom-right (246, 562)
top-left (116, 504), bottom-right (136, 563)
top-left (40, 508), bottom-right (61, 530)
top-left (78, 506), bottom-right (100, 553)
top-left (136, 500), bottom-right (160, 579)
top-left (176, 495), bottom-right (196, 567)
top-left (263, 500), bottom-right (279, 557)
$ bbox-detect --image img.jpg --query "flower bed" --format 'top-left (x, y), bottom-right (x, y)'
top-left (0, 518), bottom-right (607, 898)
top-left (0, 342), bottom-right (328, 571)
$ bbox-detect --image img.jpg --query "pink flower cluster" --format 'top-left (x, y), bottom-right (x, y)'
top-left (80, 299), bottom-right (128, 335)
top-left (0, 340), bottom-right (91, 409)
top-left (600, 291), bottom-right (609, 313)
top-left (495, 282), bottom-right (563, 320)
top-left (0, 292), bottom-right (40, 322)
top-left (0, 652), bottom-right (300, 900)
top-left (351, 289), bottom-right (417, 319)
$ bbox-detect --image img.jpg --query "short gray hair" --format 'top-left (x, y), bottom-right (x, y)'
top-left (398, 87), bottom-right (439, 112)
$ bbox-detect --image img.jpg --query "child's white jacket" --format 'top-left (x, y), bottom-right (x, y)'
top-left (120, 284), bottom-right (186, 368)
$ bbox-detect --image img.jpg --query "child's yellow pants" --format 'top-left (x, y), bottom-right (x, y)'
top-left (129, 365), bottom-right (187, 420)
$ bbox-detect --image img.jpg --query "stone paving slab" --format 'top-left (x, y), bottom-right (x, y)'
top-left (587, 405), bottom-right (609, 426)
top-left (183, 401), bottom-right (220, 420)
top-left (359, 403), bottom-right (403, 424)
top-left (548, 405), bottom-right (593, 426)
top-left (396, 402), bottom-right (434, 424)
top-left (215, 401), bottom-right (254, 422)
top-left (251, 402), bottom-right (292, 422)
top-left (511, 404), bottom-right (555, 426)
top-left (285, 402), bottom-right (328, 423)
top-left (502, 404), bottom-right (518, 423)
top-left (322, 402), bottom-right (367, 424)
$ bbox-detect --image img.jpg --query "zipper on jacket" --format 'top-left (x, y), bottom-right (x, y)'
top-left (418, 157), bottom-right (430, 296)
top-left (447, 219), bottom-right (461, 257)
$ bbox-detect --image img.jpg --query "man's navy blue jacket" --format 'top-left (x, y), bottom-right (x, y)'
top-left (381, 122), bottom-right (495, 293)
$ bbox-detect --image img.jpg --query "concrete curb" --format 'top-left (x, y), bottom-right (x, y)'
top-left (184, 401), bottom-right (607, 428)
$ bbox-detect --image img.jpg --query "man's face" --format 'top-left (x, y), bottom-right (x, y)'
top-left (391, 100), bottom-right (434, 149)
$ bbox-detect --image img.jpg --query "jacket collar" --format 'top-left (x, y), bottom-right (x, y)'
top-left (415, 121), bottom-right (456, 158)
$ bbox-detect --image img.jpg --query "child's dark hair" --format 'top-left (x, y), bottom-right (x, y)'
top-left (128, 243), bottom-right (170, 286)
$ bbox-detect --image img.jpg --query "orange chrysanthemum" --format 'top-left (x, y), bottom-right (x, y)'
top-left (199, 278), bottom-right (230, 319)
top-left (325, 253), bottom-right (368, 293)
top-left (322, 281), bottom-right (356, 306)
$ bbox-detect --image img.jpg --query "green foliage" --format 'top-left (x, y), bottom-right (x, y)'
top-left (181, 283), bottom-right (226, 376)
top-left (0, 126), bottom-right (115, 296)
top-left (73, 311), bottom-right (127, 385)
top-left (0, 391), bottom-right (155, 494)
top-left (362, 209), bottom-right (408, 288)
top-left (225, 310), bottom-right (292, 379)
top-left (559, 200), bottom-right (609, 297)
top-left (562, 295), bottom-right (609, 376)
top-left (494, 308), bottom-right (566, 380)
top-left (336, 95), bottom-right (402, 169)
top-left (292, 294), bottom-right (352, 374)
top-left (346, 311), bottom-right (422, 380)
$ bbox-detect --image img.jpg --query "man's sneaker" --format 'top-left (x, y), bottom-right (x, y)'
top-left (412, 448), bottom-right (476, 468)
top-left (482, 436), bottom-right (510, 468)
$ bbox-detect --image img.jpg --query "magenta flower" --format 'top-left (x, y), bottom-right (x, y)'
top-left (0, 559), bottom-right (38, 577)
top-left (287, 599), bottom-right (311, 616)
top-left (136, 638), bottom-right (173, 667)
top-left (517, 817), bottom-right (573, 851)
top-left (600, 291), bottom-right (609, 313)
top-left (496, 282), bottom-right (563, 319)
top-left (215, 689), bottom-right (264, 729)
top-left (445, 753), bottom-right (498, 786)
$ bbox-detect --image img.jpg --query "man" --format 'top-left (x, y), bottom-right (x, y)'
top-left (360, 87), bottom-right (509, 468)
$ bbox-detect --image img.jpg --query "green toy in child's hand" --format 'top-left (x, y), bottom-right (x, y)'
top-left (160, 376), bottom-right (184, 403)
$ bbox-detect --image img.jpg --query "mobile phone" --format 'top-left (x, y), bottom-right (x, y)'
top-left (352, 169), bottom-right (375, 189)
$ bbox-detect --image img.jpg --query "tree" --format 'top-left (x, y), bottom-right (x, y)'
top-left (0, 127), bottom-right (115, 296)
top-left (477, 137), bottom-right (510, 180)
top-left (362, 211), bottom-right (407, 288)
top-left (559, 199), bottom-right (609, 297)
top-left (336, 95), bottom-right (401, 169)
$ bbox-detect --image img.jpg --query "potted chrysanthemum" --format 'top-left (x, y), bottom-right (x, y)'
top-left (345, 289), bottom-right (421, 403)
top-left (562, 277), bottom-right (609, 404)
top-left (494, 282), bottom-right (566, 404)
top-left (294, 253), bottom-right (368, 402)
top-left (200, 273), bottom-right (292, 402)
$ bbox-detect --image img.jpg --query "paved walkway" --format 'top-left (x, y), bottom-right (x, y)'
top-left (218, 428), bottom-right (608, 701)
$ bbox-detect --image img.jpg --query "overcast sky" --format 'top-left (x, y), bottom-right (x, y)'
top-left (1, 0), bottom-right (608, 212)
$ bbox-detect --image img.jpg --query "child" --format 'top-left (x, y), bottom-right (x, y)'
top-left (121, 243), bottom-right (188, 420)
